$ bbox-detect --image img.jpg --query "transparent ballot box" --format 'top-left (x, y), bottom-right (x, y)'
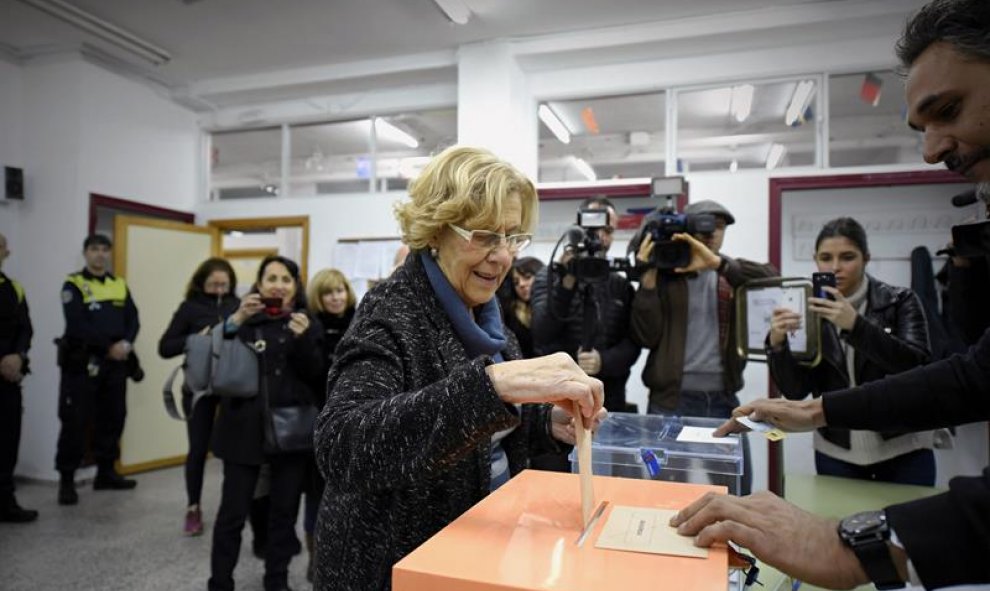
top-left (569, 412), bottom-right (744, 495)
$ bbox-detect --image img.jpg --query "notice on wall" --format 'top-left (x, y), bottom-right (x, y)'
top-left (746, 286), bottom-right (808, 354)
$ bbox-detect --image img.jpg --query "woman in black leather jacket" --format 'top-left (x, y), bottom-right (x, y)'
top-left (209, 255), bottom-right (323, 591)
top-left (767, 217), bottom-right (934, 485)
top-left (159, 257), bottom-right (239, 536)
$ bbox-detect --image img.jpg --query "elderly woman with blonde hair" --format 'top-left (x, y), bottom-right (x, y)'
top-left (313, 146), bottom-right (606, 591)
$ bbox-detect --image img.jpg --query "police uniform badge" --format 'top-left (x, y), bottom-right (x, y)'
top-left (61, 289), bottom-right (73, 304)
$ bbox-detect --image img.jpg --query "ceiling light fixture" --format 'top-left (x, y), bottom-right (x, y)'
top-left (765, 143), bottom-right (787, 170)
top-left (729, 159), bottom-right (739, 173)
top-left (785, 80), bottom-right (815, 127)
top-left (572, 157), bottom-right (597, 181)
top-left (432, 0), bottom-right (472, 25)
top-left (539, 104), bottom-right (571, 144)
top-left (374, 118), bottom-right (419, 149)
top-left (729, 84), bottom-right (754, 123)
top-left (16, 0), bottom-right (172, 66)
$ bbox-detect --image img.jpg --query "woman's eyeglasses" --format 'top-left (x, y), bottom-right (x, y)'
top-left (449, 224), bottom-right (533, 253)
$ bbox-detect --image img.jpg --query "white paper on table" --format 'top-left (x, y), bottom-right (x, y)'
top-left (595, 506), bottom-right (708, 558)
top-left (676, 425), bottom-right (739, 446)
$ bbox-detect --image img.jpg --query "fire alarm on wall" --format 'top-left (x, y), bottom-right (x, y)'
top-left (4, 166), bottom-right (23, 201)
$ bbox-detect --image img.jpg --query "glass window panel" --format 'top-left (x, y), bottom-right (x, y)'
top-left (676, 79), bottom-right (818, 173)
top-left (828, 70), bottom-right (921, 168)
top-left (538, 92), bottom-right (666, 182)
top-left (374, 108), bottom-right (457, 190)
top-left (289, 119), bottom-right (372, 196)
top-left (210, 127), bottom-right (282, 200)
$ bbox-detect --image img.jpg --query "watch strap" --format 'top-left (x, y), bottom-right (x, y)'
top-left (850, 538), bottom-right (903, 590)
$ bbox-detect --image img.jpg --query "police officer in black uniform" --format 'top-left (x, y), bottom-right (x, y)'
top-left (55, 234), bottom-right (140, 505)
top-left (0, 233), bottom-right (38, 523)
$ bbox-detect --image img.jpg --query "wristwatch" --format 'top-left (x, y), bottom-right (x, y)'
top-left (837, 510), bottom-right (905, 590)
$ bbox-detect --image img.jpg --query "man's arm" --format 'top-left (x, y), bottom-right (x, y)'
top-left (721, 255), bottom-right (778, 287)
top-left (122, 289), bottom-right (139, 344)
top-left (884, 467), bottom-right (990, 588)
top-left (14, 287), bottom-right (32, 359)
top-left (669, 491), bottom-right (878, 590)
top-left (823, 326), bottom-right (990, 432)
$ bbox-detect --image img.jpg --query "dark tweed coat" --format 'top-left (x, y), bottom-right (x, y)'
top-left (313, 253), bottom-right (562, 591)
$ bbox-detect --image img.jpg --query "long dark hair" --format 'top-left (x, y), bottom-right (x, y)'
top-left (254, 255), bottom-right (307, 310)
top-left (814, 217), bottom-right (870, 260)
top-left (185, 257), bottom-right (237, 300)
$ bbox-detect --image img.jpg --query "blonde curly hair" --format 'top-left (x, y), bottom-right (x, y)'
top-left (394, 146), bottom-right (537, 250)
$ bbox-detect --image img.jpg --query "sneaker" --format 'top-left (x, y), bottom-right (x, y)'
top-left (184, 506), bottom-right (204, 536)
top-left (0, 499), bottom-right (39, 523)
top-left (93, 471), bottom-right (137, 490)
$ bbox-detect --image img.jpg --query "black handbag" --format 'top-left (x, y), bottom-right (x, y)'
top-left (257, 330), bottom-right (317, 454)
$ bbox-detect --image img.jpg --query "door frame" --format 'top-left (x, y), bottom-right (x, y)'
top-left (112, 215), bottom-right (219, 474)
top-left (208, 216), bottom-right (311, 279)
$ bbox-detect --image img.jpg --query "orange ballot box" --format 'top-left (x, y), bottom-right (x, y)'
top-left (393, 469), bottom-right (728, 591)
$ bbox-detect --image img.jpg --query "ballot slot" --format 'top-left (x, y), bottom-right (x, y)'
top-left (569, 413), bottom-right (744, 495)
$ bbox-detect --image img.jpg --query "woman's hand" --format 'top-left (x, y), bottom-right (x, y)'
top-left (485, 352), bottom-right (604, 428)
top-left (769, 307), bottom-right (802, 347)
top-left (808, 286), bottom-right (857, 332)
top-left (287, 312), bottom-right (310, 337)
top-left (550, 406), bottom-right (609, 445)
top-left (231, 293), bottom-right (263, 325)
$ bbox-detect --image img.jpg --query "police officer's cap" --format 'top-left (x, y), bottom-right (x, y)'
top-left (83, 234), bottom-right (113, 250)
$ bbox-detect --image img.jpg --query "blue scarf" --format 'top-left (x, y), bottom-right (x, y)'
top-left (420, 251), bottom-right (506, 362)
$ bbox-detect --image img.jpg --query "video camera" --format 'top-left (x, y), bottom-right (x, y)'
top-left (631, 177), bottom-right (716, 271)
top-left (556, 208), bottom-right (630, 284)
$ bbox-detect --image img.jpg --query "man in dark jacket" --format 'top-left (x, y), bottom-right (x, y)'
top-left (631, 199), bottom-right (777, 494)
top-left (0, 233), bottom-right (37, 523)
top-left (672, 2), bottom-right (990, 588)
top-left (530, 196), bottom-right (640, 412)
top-left (55, 234), bottom-right (140, 505)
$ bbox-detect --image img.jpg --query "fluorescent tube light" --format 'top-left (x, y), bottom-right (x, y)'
top-left (374, 118), bottom-right (419, 149)
top-left (765, 143), bottom-right (786, 170)
top-left (432, 0), bottom-right (471, 24)
top-left (785, 80), bottom-right (815, 126)
top-left (730, 84), bottom-right (754, 123)
top-left (572, 157), bottom-right (597, 181)
top-left (539, 104), bottom-right (572, 145)
top-left (16, 0), bottom-right (172, 65)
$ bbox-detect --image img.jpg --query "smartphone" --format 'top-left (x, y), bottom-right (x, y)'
top-left (260, 297), bottom-right (283, 316)
top-left (812, 272), bottom-right (836, 300)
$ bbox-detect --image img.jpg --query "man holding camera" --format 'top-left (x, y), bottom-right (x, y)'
top-left (630, 200), bottom-right (777, 494)
top-left (531, 197), bottom-right (640, 415)
top-left (55, 234), bottom-right (140, 505)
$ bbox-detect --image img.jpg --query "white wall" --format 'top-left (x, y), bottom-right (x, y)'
top-left (196, 192), bottom-right (405, 282)
top-left (0, 59), bottom-right (25, 252)
top-left (7, 56), bottom-right (200, 481)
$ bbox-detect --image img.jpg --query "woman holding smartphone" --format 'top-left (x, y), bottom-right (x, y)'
top-left (209, 255), bottom-right (323, 591)
top-left (767, 217), bottom-right (935, 485)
